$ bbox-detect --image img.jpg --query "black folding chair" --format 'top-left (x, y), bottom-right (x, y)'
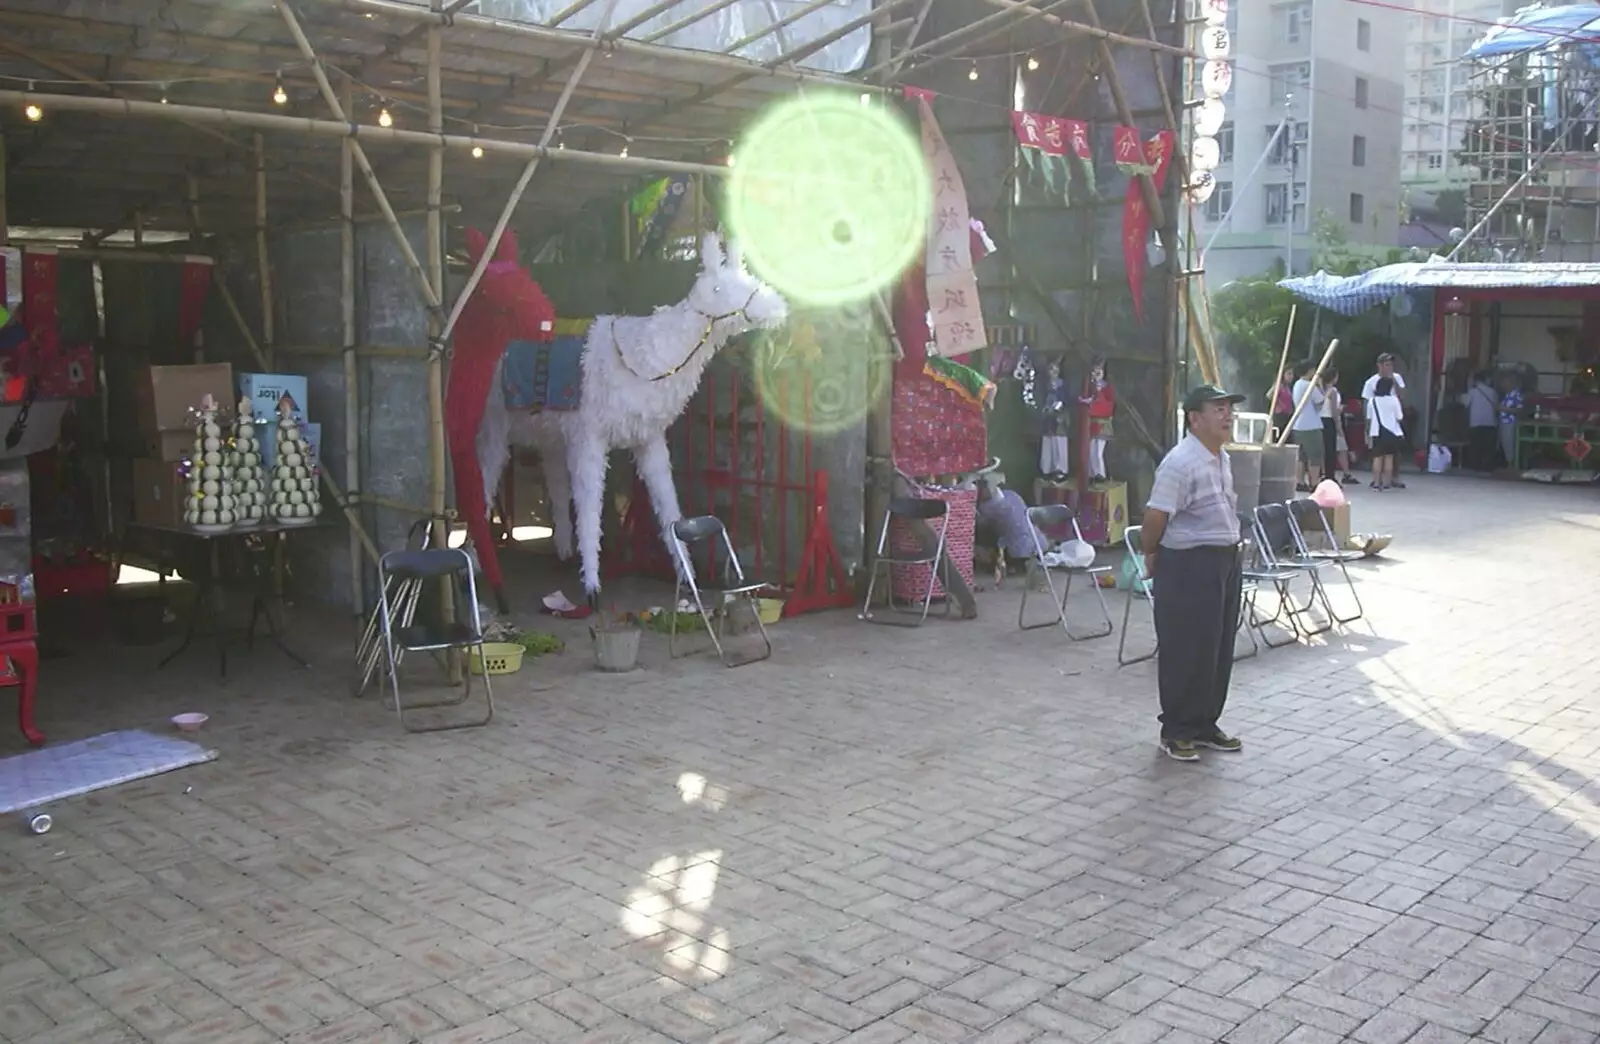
top-left (1119, 523), bottom-right (1264, 666)
top-left (1286, 498), bottom-right (1364, 625)
top-left (1018, 505), bottom-right (1113, 640)
top-left (1239, 510), bottom-right (1301, 651)
top-left (669, 515), bottom-right (771, 667)
top-left (377, 547), bottom-right (493, 733)
top-left (860, 496), bottom-right (952, 627)
top-left (1251, 502), bottom-right (1335, 641)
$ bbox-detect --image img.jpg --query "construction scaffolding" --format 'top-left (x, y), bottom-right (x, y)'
top-left (1455, 4), bottom-right (1600, 262)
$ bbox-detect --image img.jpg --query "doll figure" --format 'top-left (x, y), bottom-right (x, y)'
top-left (1079, 354), bottom-right (1116, 481)
top-left (1038, 359), bottom-right (1071, 479)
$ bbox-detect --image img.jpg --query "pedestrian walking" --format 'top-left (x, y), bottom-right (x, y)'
top-left (1290, 359), bottom-right (1327, 490)
top-left (1140, 384), bottom-right (1246, 763)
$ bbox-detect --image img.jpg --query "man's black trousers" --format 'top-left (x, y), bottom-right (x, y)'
top-left (1152, 544), bottom-right (1243, 741)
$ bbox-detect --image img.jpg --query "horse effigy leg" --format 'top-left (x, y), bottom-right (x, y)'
top-left (538, 434), bottom-right (576, 560)
top-left (568, 435), bottom-right (608, 595)
top-left (633, 436), bottom-right (688, 583)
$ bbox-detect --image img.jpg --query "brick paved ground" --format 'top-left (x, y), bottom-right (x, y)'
top-left (3, 476), bottom-right (1600, 1044)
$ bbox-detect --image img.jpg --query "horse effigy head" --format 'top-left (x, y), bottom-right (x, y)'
top-left (691, 231), bottom-right (788, 333)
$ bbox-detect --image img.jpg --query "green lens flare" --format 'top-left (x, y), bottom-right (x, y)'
top-left (728, 94), bottom-right (930, 307)
top-left (750, 312), bottom-right (891, 436)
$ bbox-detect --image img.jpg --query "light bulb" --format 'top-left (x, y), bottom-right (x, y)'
top-left (1027, 55), bottom-right (1040, 71)
top-left (726, 153), bottom-right (736, 167)
top-left (619, 143), bottom-right (630, 158)
top-left (272, 79), bottom-right (288, 105)
top-left (377, 106), bottom-right (393, 128)
top-left (968, 64), bottom-right (979, 81)
top-left (23, 103), bottom-right (41, 122)
top-left (471, 145), bottom-right (484, 158)
top-left (859, 92), bottom-right (871, 105)
top-left (160, 86), bottom-right (169, 104)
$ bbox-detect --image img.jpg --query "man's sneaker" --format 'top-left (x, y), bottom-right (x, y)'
top-left (1159, 737), bottom-right (1201, 762)
top-left (1196, 731), bottom-right (1242, 752)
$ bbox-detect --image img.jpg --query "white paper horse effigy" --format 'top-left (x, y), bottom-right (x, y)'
top-left (480, 232), bottom-right (788, 595)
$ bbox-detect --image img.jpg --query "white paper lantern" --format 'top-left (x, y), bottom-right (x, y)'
top-left (1203, 0), bottom-right (1228, 26)
top-left (1195, 98), bottom-right (1227, 138)
top-left (1202, 61), bottom-right (1233, 100)
top-left (1187, 170), bottom-right (1218, 204)
top-left (1202, 26), bottom-right (1232, 61)
top-left (285, 452), bottom-right (303, 468)
top-left (1191, 136), bottom-right (1221, 172)
top-left (202, 465), bottom-right (220, 480)
top-left (294, 503), bottom-right (311, 518)
top-left (203, 451), bottom-right (222, 466)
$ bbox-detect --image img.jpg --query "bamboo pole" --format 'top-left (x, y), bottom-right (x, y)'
top-left (278, 343), bottom-right (430, 359)
top-left (254, 132), bottom-right (275, 368)
top-left (857, 0), bottom-right (1076, 79)
top-left (972, 0), bottom-right (1196, 57)
top-left (426, 0), bottom-right (457, 673)
top-left (0, 90), bottom-right (737, 180)
top-left (342, 78), bottom-right (364, 620)
top-left (1269, 303), bottom-right (1298, 415)
top-left (185, 173), bottom-right (206, 363)
top-left (0, 132), bottom-right (7, 246)
top-left (1275, 338), bottom-right (1339, 447)
top-left (273, 0), bottom-right (443, 320)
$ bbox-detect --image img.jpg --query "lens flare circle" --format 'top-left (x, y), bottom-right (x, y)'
top-left (728, 94), bottom-right (930, 307)
top-left (749, 316), bottom-right (891, 436)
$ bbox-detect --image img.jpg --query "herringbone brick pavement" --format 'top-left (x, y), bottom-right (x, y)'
top-left (3, 477), bottom-right (1599, 1043)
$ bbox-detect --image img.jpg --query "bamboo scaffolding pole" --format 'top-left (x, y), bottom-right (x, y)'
top-left (1269, 303), bottom-right (1298, 414)
top-left (642, 0), bottom-right (745, 43)
top-left (254, 133), bottom-right (276, 367)
top-left (973, 0), bottom-right (1196, 57)
top-left (883, 0), bottom-right (939, 81)
top-left (342, 78), bottom-right (364, 619)
top-left (1275, 338), bottom-right (1339, 447)
top-left (0, 91), bottom-right (737, 180)
top-left (858, 0), bottom-right (1074, 79)
top-left (274, 0), bottom-right (443, 320)
top-left (185, 173), bottom-right (206, 362)
top-left (25, 245), bottom-right (215, 266)
top-left (723, 0), bottom-right (842, 54)
top-left (1078, 16), bottom-right (1168, 235)
top-left (278, 343), bottom-right (430, 358)
top-left (425, 0), bottom-right (459, 672)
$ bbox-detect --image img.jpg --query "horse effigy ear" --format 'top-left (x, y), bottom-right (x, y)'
top-left (726, 238), bottom-right (744, 270)
top-left (700, 232), bottom-right (724, 270)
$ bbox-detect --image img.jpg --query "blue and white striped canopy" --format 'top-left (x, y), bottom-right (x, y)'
top-left (1278, 262), bottom-right (1600, 316)
top-left (1464, 5), bottom-right (1600, 60)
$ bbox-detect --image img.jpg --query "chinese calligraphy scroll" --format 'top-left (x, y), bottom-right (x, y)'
top-left (913, 91), bottom-right (986, 359)
top-left (1120, 130), bottom-right (1174, 325)
top-left (1010, 110), bottom-right (1095, 203)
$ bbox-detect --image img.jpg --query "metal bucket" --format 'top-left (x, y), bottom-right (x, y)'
top-left (591, 627), bottom-right (641, 672)
top-left (1226, 443), bottom-right (1263, 516)
top-left (1259, 443), bottom-right (1300, 508)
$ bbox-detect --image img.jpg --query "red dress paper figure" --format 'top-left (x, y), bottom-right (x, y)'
top-left (1078, 354), bottom-right (1116, 481)
top-left (447, 228), bottom-right (556, 611)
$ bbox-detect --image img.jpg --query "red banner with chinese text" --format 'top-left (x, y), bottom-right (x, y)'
top-left (1011, 111), bottom-right (1095, 202)
top-left (1121, 131), bottom-right (1174, 325)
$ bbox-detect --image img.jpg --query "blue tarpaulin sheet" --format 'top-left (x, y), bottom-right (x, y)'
top-left (1465, 5), bottom-right (1600, 58)
top-left (1279, 262), bottom-right (1600, 315)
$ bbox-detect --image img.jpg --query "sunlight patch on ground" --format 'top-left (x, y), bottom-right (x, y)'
top-left (1508, 759), bottom-right (1600, 835)
top-left (677, 771), bottom-right (727, 810)
top-left (621, 850), bottom-right (730, 981)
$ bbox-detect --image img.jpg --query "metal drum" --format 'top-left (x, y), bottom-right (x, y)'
top-left (1258, 443), bottom-right (1300, 509)
top-left (1226, 443), bottom-right (1263, 516)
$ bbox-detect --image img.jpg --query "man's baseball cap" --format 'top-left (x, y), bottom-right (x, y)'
top-left (1377, 352), bottom-right (1396, 363)
top-left (1182, 384), bottom-right (1246, 412)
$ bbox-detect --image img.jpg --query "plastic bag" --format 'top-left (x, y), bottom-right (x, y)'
top-left (1427, 443), bottom-right (1452, 473)
top-left (1311, 479), bottom-right (1347, 509)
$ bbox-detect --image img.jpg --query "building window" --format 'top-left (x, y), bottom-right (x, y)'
top-left (1269, 62), bottom-right (1311, 107)
top-left (1266, 122), bottom-right (1308, 165)
top-left (1350, 192), bottom-right (1365, 224)
top-left (1266, 183), bottom-right (1289, 226)
top-left (1428, 153), bottom-right (1444, 170)
top-left (1355, 77), bottom-right (1370, 109)
top-left (1204, 180), bottom-right (1233, 222)
top-left (1357, 18), bottom-right (1371, 50)
top-left (1352, 134), bottom-right (1367, 166)
top-left (1217, 121), bottom-right (1234, 163)
top-left (1277, 1), bottom-right (1313, 43)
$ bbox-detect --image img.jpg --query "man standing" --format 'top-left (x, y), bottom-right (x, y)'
top-left (1289, 359), bottom-right (1327, 490)
top-left (1141, 385), bottom-right (1246, 762)
top-left (1362, 353), bottom-right (1407, 486)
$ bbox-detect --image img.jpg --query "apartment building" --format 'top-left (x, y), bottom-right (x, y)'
top-left (1401, 0), bottom-right (1517, 205)
top-left (1195, 0), bottom-right (1406, 285)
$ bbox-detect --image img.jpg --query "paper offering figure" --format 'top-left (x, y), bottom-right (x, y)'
top-left (1080, 354), bottom-right (1116, 481)
top-left (184, 393), bottom-right (236, 531)
top-left (1038, 359), bottom-right (1072, 480)
top-left (269, 394), bottom-right (321, 524)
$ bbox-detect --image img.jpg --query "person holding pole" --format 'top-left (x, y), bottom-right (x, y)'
top-left (1290, 359), bottom-right (1327, 489)
top-left (1141, 384), bottom-right (1247, 763)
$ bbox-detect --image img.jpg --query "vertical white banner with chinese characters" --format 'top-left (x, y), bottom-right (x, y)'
top-left (915, 95), bottom-right (986, 359)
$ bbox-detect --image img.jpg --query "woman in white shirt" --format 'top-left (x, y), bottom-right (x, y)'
top-left (1319, 366), bottom-right (1354, 485)
top-left (1366, 375), bottom-right (1406, 491)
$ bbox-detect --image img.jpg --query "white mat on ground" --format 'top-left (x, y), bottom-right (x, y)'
top-left (0, 729), bottom-right (217, 814)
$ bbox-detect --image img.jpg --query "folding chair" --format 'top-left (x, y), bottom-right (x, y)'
top-left (1239, 511), bottom-right (1302, 651)
top-left (1117, 524), bottom-right (1156, 666)
top-left (860, 496), bottom-right (952, 627)
top-left (1251, 502), bottom-right (1335, 640)
top-left (354, 517), bottom-right (437, 697)
top-left (669, 516), bottom-right (772, 667)
top-left (1018, 505), bottom-right (1114, 640)
top-left (1286, 498), bottom-right (1365, 624)
top-left (377, 547), bottom-right (494, 732)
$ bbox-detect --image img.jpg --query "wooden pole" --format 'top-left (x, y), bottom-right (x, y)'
top-left (1275, 338), bottom-right (1339, 447)
top-left (342, 79), bottom-right (364, 619)
top-left (0, 132), bottom-right (7, 247)
top-left (1269, 302), bottom-right (1298, 415)
top-left (254, 132), bottom-right (275, 367)
top-left (426, 0), bottom-right (457, 671)
top-left (184, 173), bottom-right (206, 363)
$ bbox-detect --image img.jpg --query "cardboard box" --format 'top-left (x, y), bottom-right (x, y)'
top-left (1310, 502), bottom-right (1351, 550)
top-left (1030, 479), bottom-right (1129, 548)
top-left (136, 363), bottom-right (233, 460)
top-left (238, 372), bottom-right (308, 423)
top-left (132, 458), bottom-right (188, 528)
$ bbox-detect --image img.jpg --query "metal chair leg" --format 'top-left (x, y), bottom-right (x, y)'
top-left (1253, 579), bottom-right (1302, 648)
top-left (1234, 584), bottom-right (1260, 661)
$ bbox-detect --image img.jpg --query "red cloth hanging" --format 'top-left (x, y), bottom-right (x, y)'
top-left (176, 262), bottom-right (212, 354)
top-left (446, 229), bottom-right (555, 598)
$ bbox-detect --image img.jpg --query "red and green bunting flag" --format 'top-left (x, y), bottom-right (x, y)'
top-left (1011, 111), bottom-right (1094, 202)
top-left (1120, 129), bottom-right (1175, 325)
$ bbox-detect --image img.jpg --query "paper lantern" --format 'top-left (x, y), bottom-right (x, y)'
top-left (1202, 61), bottom-right (1233, 99)
top-left (1195, 98), bottom-right (1227, 137)
top-left (1191, 136), bottom-right (1221, 172)
top-left (1202, 26), bottom-right (1232, 60)
top-left (1187, 170), bottom-right (1217, 204)
top-left (1204, 0), bottom-right (1229, 27)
